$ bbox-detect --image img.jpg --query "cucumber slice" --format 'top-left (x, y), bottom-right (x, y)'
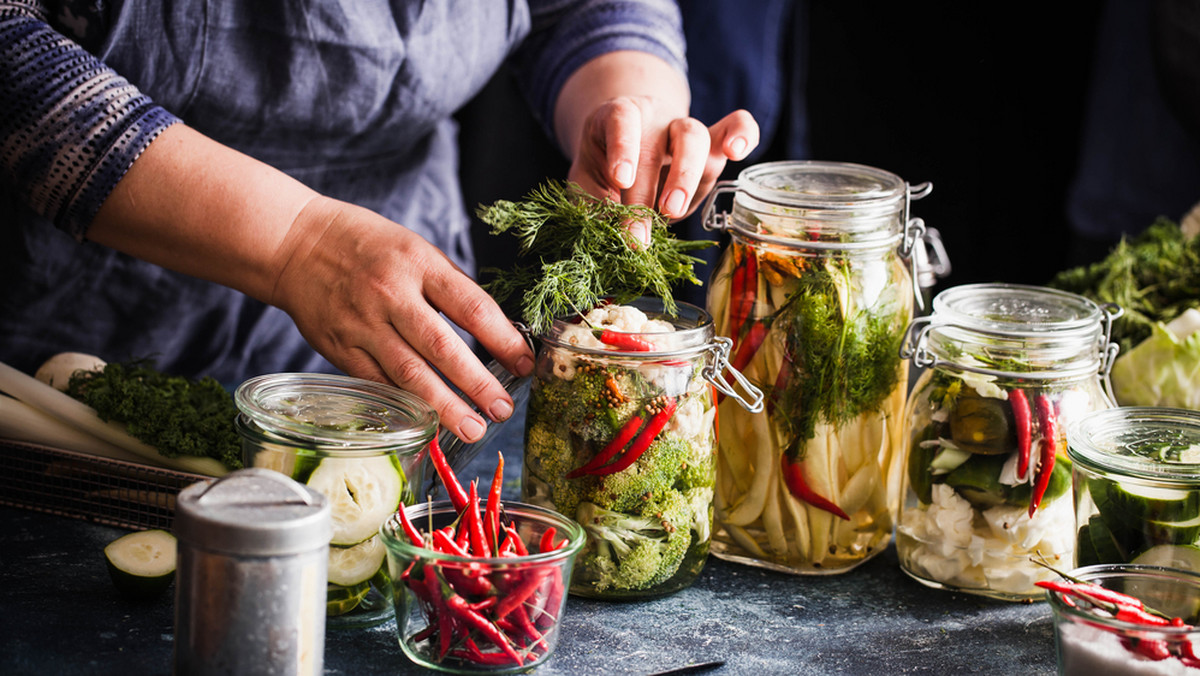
top-left (1105, 482), bottom-right (1200, 527)
top-left (103, 529), bottom-right (177, 600)
top-left (1074, 523), bottom-right (1100, 567)
top-left (1126, 545), bottom-right (1200, 621)
top-left (251, 444), bottom-right (321, 483)
top-left (306, 455), bottom-right (406, 546)
top-left (328, 535), bottom-right (387, 586)
top-left (326, 581), bottom-right (370, 616)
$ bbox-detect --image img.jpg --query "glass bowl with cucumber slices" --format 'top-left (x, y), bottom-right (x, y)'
top-left (381, 500), bottom-right (585, 674)
top-left (1047, 563), bottom-right (1200, 675)
top-left (1068, 407), bottom-right (1200, 573)
top-left (234, 373), bottom-right (437, 628)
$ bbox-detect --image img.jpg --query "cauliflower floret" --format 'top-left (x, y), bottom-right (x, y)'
top-left (927, 484), bottom-right (976, 550)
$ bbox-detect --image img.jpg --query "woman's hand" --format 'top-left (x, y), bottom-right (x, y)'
top-left (90, 125), bottom-right (533, 443)
top-left (555, 51), bottom-right (760, 244)
top-left (270, 197), bottom-right (535, 443)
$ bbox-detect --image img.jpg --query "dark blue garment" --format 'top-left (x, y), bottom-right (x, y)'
top-left (0, 0), bottom-right (685, 383)
top-left (1066, 0), bottom-right (1200, 243)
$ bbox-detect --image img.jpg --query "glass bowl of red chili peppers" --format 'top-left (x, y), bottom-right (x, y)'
top-left (1044, 563), bottom-right (1200, 675)
top-left (380, 444), bottom-right (585, 674)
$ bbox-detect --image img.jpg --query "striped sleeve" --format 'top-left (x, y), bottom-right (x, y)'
top-left (513, 0), bottom-right (687, 139)
top-left (0, 1), bottom-right (180, 240)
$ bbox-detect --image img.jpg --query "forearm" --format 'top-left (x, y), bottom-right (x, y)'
top-left (553, 50), bottom-right (691, 161)
top-left (88, 124), bottom-right (320, 305)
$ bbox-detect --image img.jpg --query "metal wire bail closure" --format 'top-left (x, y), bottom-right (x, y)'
top-left (703, 336), bottom-right (764, 412)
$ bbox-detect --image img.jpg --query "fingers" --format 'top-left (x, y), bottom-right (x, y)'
top-left (655, 116), bottom-right (711, 220)
top-left (708, 109), bottom-right (760, 163)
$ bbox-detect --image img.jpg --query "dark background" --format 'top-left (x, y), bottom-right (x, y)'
top-left (457, 3), bottom-right (1106, 306)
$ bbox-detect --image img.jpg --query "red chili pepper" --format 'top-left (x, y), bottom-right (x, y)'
top-left (395, 504), bottom-right (426, 547)
top-left (539, 526), bottom-right (558, 554)
top-left (589, 398), bottom-right (678, 476)
top-left (429, 435), bottom-right (469, 512)
top-left (443, 590), bottom-right (525, 665)
top-left (484, 452), bottom-right (504, 555)
top-left (507, 524), bottom-right (529, 556)
top-left (495, 567), bottom-right (553, 620)
top-left (534, 568), bottom-right (564, 630)
top-left (730, 245), bottom-right (758, 343)
top-left (1035, 580), bottom-right (1151, 613)
top-left (780, 453), bottom-right (850, 520)
top-left (566, 413), bottom-right (645, 479)
top-left (425, 567), bottom-right (455, 659)
top-left (1009, 388), bottom-right (1032, 479)
top-left (730, 321), bottom-right (768, 375)
top-left (465, 481), bottom-right (489, 558)
top-left (512, 604), bottom-right (550, 653)
top-left (432, 528), bottom-right (470, 557)
top-left (1028, 394), bottom-right (1058, 517)
top-left (594, 328), bottom-right (655, 351)
top-left (1131, 637), bottom-right (1173, 661)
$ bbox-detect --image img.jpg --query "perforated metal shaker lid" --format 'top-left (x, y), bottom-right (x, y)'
top-left (175, 468), bottom-right (332, 556)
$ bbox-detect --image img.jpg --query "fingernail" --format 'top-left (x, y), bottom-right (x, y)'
top-left (614, 160), bottom-right (635, 187)
top-left (489, 398), bottom-right (513, 422)
top-left (515, 355), bottom-right (534, 377)
top-left (730, 136), bottom-right (747, 158)
top-left (665, 189), bottom-right (687, 217)
top-left (460, 416), bottom-right (485, 443)
top-left (629, 220), bottom-right (651, 247)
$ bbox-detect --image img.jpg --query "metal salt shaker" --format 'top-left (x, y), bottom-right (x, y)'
top-left (174, 468), bottom-right (331, 676)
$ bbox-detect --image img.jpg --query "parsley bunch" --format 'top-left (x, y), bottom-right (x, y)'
top-left (66, 361), bottom-right (243, 470)
top-left (478, 181), bottom-right (712, 334)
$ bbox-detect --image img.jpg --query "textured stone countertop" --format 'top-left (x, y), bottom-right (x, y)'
top-left (0, 411), bottom-right (1057, 675)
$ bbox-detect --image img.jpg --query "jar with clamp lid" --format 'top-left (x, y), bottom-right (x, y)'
top-left (897, 283), bottom-right (1121, 600)
top-left (234, 373), bottom-right (437, 628)
top-left (700, 160), bottom-right (935, 574)
top-left (520, 296), bottom-right (763, 599)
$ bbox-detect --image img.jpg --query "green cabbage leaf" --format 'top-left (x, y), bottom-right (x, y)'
top-left (1111, 309), bottom-right (1200, 409)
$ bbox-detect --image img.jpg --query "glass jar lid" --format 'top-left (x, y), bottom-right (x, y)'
top-left (234, 373), bottom-right (437, 452)
top-left (727, 160), bottom-right (910, 246)
top-left (1067, 407), bottom-right (1200, 483)
top-left (904, 283), bottom-right (1118, 380)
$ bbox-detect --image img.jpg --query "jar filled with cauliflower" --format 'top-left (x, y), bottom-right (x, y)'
top-left (898, 283), bottom-right (1119, 600)
top-left (521, 298), bottom-right (761, 599)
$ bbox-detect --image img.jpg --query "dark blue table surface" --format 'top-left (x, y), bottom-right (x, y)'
top-left (0, 409), bottom-right (1058, 675)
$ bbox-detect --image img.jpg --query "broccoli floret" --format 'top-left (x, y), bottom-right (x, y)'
top-left (575, 489), bottom-right (692, 592)
top-left (523, 422), bottom-right (592, 516)
top-left (674, 439), bottom-right (715, 491)
top-left (591, 434), bottom-right (690, 513)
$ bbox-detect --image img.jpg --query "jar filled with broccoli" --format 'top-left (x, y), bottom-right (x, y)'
top-left (897, 283), bottom-right (1120, 600)
top-left (701, 161), bottom-right (933, 574)
top-left (521, 297), bottom-right (761, 599)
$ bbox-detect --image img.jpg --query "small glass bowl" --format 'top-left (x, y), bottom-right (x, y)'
top-left (1047, 563), bottom-right (1200, 675)
top-left (380, 501), bottom-right (585, 674)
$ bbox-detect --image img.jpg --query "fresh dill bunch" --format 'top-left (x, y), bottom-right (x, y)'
top-left (66, 360), bottom-right (244, 470)
top-left (478, 180), bottom-right (713, 334)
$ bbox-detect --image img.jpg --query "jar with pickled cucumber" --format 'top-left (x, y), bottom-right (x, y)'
top-left (897, 283), bottom-right (1120, 600)
top-left (701, 160), bottom-right (934, 574)
top-left (234, 373), bottom-right (436, 628)
top-left (1067, 407), bottom-right (1200, 573)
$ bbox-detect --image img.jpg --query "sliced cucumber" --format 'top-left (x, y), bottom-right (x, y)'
top-left (326, 581), bottom-right (370, 616)
top-left (251, 444), bottom-right (321, 483)
top-left (1126, 545), bottom-right (1200, 621)
top-left (1105, 482), bottom-right (1200, 527)
top-left (306, 455), bottom-right (406, 546)
top-left (328, 535), bottom-right (387, 586)
top-left (103, 529), bottom-right (177, 600)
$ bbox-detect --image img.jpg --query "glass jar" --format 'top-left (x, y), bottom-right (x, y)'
top-left (897, 283), bottom-right (1121, 600)
top-left (234, 373), bottom-right (437, 628)
top-left (1067, 407), bottom-right (1200, 572)
top-left (700, 160), bottom-right (931, 574)
top-left (521, 296), bottom-right (762, 599)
